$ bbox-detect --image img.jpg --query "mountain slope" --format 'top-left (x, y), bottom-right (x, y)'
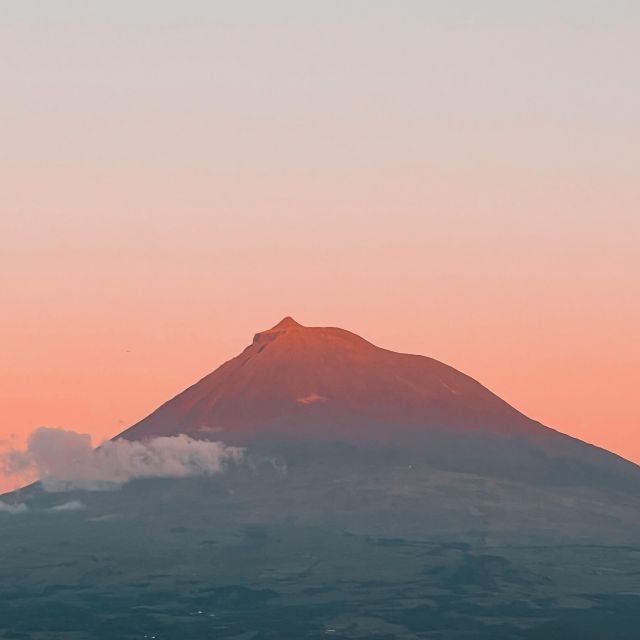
top-left (120, 318), bottom-right (638, 488)
top-left (121, 316), bottom-right (542, 440)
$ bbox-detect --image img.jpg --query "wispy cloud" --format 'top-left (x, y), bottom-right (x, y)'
top-left (2, 427), bottom-right (243, 492)
top-left (0, 500), bottom-right (28, 514)
top-left (49, 500), bottom-right (85, 512)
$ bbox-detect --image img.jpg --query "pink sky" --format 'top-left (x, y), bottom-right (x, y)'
top-left (1, 2), bottom-right (639, 491)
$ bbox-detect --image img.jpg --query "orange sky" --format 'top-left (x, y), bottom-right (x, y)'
top-left (1, 3), bottom-right (639, 491)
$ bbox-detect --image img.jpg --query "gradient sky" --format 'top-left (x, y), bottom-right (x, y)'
top-left (1, 1), bottom-right (639, 490)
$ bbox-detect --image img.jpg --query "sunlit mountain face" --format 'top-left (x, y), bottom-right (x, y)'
top-left (121, 318), bottom-right (639, 490)
top-left (3, 319), bottom-right (640, 639)
top-left (122, 315), bottom-right (541, 441)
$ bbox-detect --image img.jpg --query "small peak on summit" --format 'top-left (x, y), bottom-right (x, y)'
top-left (252, 316), bottom-right (303, 343)
top-left (271, 316), bottom-right (303, 330)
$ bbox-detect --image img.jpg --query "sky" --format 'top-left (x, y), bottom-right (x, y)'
top-left (1, 1), bottom-right (639, 491)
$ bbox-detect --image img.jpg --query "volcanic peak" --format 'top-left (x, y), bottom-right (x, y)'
top-left (272, 316), bottom-right (302, 330)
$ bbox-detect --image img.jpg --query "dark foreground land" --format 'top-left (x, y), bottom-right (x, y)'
top-left (2, 455), bottom-right (640, 639)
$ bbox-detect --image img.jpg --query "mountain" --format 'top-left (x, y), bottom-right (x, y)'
top-left (3, 318), bottom-right (640, 639)
top-left (121, 316), bottom-right (535, 441)
top-left (120, 317), bottom-right (638, 488)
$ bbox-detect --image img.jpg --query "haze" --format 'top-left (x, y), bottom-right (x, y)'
top-left (1, 1), bottom-right (639, 493)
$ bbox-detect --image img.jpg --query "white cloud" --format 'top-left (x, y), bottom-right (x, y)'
top-left (49, 500), bottom-right (85, 512)
top-left (2, 427), bottom-right (243, 492)
top-left (0, 500), bottom-right (28, 514)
